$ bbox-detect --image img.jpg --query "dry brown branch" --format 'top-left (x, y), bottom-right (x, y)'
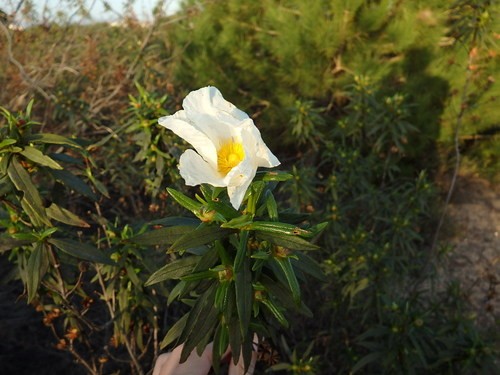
top-left (0, 21), bottom-right (55, 101)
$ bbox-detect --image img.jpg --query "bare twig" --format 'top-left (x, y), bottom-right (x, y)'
top-left (95, 263), bottom-right (144, 375)
top-left (0, 21), bottom-right (55, 101)
top-left (69, 345), bottom-right (99, 375)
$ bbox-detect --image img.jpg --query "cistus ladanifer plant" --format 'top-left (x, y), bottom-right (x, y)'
top-left (130, 87), bottom-right (326, 372)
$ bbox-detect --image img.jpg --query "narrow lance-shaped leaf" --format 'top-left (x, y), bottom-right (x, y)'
top-left (212, 323), bottom-right (229, 374)
top-left (179, 283), bottom-right (218, 363)
top-left (220, 214), bottom-right (253, 230)
top-left (86, 170), bottom-right (109, 198)
top-left (228, 318), bottom-right (241, 365)
top-left (167, 187), bottom-right (203, 215)
top-left (25, 133), bottom-right (81, 148)
top-left (261, 298), bottom-right (289, 328)
top-left (214, 281), bottom-right (231, 311)
top-left (169, 225), bottom-right (232, 254)
top-left (160, 313), bottom-right (189, 349)
top-left (272, 256), bottom-right (301, 305)
top-left (20, 146), bottom-right (62, 169)
top-left (265, 190), bottom-right (278, 221)
top-left (0, 236), bottom-right (31, 252)
top-left (261, 275), bottom-right (312, 317)
top-left (234, 230), bottom-right (249, 273)
top-left (48, 238), bottom-right (113, 265)
top-left (255, 170), bottom-right (293, 182)
top-left (256, 231), bottom-right (320, 251)
top-left (0, 139), bottom-right (17, 150)
top-left (247, 221), bottom-right (313, 237)
top-left (129, 225), bottom-right (197, 246)
top-left (145, 256), bottom-right (200, 286)
top-left (291, 252), bottom-right (326, 281)
top-left (49, 169), bottom-right (97, 201)
top-left (46, 203), bottom-right (90, 227)
top-left (235, 256), bottom-right (252, 339)
top-left (27, 243), bottom-right (49, 303)
top-left (8, 156), bottom-right (51, 227)
top-left (246, 181), bottom-right (266, 215)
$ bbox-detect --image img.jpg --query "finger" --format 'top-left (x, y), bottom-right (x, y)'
top-left (152, 353), bottom-right (171, 375)
top-left (154, 343), bottom-right (214, 375)
top-left (228, 349), bottom-right (257, 375)
top-left (228, 334), bottom-right (258, 375)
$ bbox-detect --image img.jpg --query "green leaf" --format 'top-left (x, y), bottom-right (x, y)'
top-left (49, 153), bottom-right (83, 165)
top-left (129, 225), bottom-right (197, 246)
top-left (261, 298), bottom-right (289, 327)
top-left (214, 281), bottom-right (231, 311)
top-left (169, 225), bottom-right (232, 254)
top-left (25, 133), bottom-right (81, 148)
top-left (0, 139), bottom-right (17, 150)
top-left (235, 257), bottom-right (252, 339)
top-left (221, 214), bottom-right (254, 229)
top-left (212, 323), bottom-right (229, 374)
top-left (255, 170), bottom-right (293, 181)
top-left (160, 313), bottom-right (189, 349)
top-left (180, 270), bottom-right (216, 282)
top-left (25, 99), bottom-right (34, 117)
top-left (260, 275), bottom-right (312, 317)
top-left (206, 200), bottom-right (240, 220)
top-left (48, 238), bottom-right (113, 265)
top-left (20, 200), bottom-right (48, 228)
top-left (223, 282), bottom-right (236, 324)
top-left (148, 217), bottom-right (199, 227)
top-left (0, 236), bottom-right (31, 252)
top-left (27, 243), bottom-right (49, 303)
top-left (125, 263), bottom-right (141, 286)
top-left (10, 232), bottom-right (38, 242)
top-left (228, 318), bottom-right (242, 365)
top-left (272, 257), bottom-right (301, 304)
top-left (246, 181), bottom-right (266, 214)
top-left (179, 283), bottom-right (218, 362)
top-left (87, 173), bottom-right (109, 198)
top-left (265, 191), bottom-right (278, 221)
top-left (145, 256), bottom-right (200, 286)
top-left (309, 221), bottom-right (329, 236)
top-left (19, 146), bottom-right (62, 169)
top-left (291, 252), bottom-right (326, 281)
top-left (0, 158), bottom-right (9, 175)
top-left (49, 169), bottom-right (97, 200)
top-left (241, 334), bottom-right (255, 373)
top-left (167, 187), bottom-right (203, 215)
top-left (248, 221), bottom-right (313, 237)
top-left (46, 203), bottom-right (90, 227)
top-left (344, 277), bottom-right (370, 301)
top-left (256, 231), bottom-right (320, 251)
top-left (167, 280), bottom-right (187, 305)
top-left (234, 230), bottom-right (249, 272)
top-left (352, 351), bottom-right (384, 373)
top-left (7, 156), bottom-right (51, 227)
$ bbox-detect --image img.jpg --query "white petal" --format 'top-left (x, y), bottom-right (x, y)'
top-left (225, 158), bottom-right (255, 209)
top-left (182, 87), bottom-right (248, 146)
top-left (158, 112), bottom-right (217, 167)
top-left (241, 119), bottom-right (280, 168)
top-left (178, 150), bottom-right (226, 187)
top-left (184, 86), bottom-right (249, 122)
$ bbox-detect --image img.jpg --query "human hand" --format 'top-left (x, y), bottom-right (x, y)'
top-left (152, 342), bottom-right (256, 375)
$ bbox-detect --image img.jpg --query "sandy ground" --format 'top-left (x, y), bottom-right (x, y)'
top-left (440, 174), bottom-right (499, 328)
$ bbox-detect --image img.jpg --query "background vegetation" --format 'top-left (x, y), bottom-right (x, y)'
top-left (0, 0), bottom-right (498, 374)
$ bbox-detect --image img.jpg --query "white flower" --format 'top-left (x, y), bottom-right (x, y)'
top-left (158, 86), bottom-right (280, 209)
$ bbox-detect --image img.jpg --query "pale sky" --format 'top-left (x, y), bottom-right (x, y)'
top-left (4, 0), bottom-right (182, 24)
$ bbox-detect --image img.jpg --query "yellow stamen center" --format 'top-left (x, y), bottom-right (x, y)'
top-left (217, 140), bottom-right (245, 176)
